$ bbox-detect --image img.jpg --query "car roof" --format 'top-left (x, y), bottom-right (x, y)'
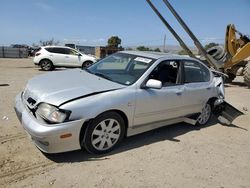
top-left (42, 46), bottom-right (73, 49)
top-left (119, 50), bottom-right (193, 60)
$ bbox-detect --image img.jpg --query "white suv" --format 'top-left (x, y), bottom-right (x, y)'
top-left (34, 46), bottom-right (97, 71)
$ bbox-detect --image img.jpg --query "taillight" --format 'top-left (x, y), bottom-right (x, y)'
top-left (35, 53), bottom-right (41, 56)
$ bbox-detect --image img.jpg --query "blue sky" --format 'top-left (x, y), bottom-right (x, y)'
top-left (0, 0), bottom-right (250, 47)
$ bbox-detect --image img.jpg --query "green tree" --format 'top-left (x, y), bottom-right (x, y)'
top-left (136, 46), bottom-right (150, 51)
top-left (204, 42), bottom-right (219, 50)
top-left (107, 36), bottom-right (121, 48)
top-left (154, 48), bottom-right (161, 52)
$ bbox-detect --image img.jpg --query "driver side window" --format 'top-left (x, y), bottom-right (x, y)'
top-left (149, 60), bottom-right (180, 87)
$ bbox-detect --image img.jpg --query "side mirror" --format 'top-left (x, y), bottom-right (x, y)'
top-left (78, 53), bottom-right (82, 56)
top-left (145, 79), bottom-right (162, 89)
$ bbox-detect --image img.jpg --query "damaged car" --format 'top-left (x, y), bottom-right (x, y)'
top-left (14, 51), bottom-right (242, 154)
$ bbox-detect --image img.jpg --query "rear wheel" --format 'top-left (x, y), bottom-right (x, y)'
top-left (243, 61), bottom-right (250, 88)
top-left (40, 59), bottom-right (54, 71)
top-left (83, 112), bottom-right (125, 154)
top-left (196, 103), bottom-right (212, 125)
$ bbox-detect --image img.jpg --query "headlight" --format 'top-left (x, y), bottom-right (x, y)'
top-left (36, 103), bottom-right (70, 123)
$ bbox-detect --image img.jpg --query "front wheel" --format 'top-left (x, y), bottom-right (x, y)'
top-left (196, 103), bottom-right (212, 125)
top-left (83, 112), bottom-right (125, 154)
top-left (82, 61), bottom-right (93, 69)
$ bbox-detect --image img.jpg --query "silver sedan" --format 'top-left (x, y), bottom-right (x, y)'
top-left (15, 51), bottom-right (231, 154)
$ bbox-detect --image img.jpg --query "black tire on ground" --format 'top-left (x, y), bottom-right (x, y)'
top-left (40, 59), bottom-right (54, 71)
top-left (225, 73), bottom-right (236, 83)
top-left (83, 112), bottom-right (125, 154)
top-left (82, 61), bottom-right (93, 69)
top-left (196, 102), bottom-right (212, 126)
top-left (243, 61), bottom-right (250, 88)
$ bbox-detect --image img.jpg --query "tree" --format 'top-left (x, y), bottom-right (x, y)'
top-left (107, 36), bottom-right (121, 48)
top-left (204, 42), bottom-right (219, 50)
top-left (136, 46), bottom-right (150, 51)
top-left (154, 48), bottom-right (161, 52)
top-left (32, 38), bottom-right (60, 47)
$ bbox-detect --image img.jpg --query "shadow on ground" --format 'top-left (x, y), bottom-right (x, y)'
top-left (16, 66), bottom-right (36, 69)
top-left (225, 81), bottom-right (248, 88)
top-left (44, 115), bottom-right (246, 163)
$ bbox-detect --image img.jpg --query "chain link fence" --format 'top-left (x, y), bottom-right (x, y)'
top-left (0, 46), bottom-right (28, 58)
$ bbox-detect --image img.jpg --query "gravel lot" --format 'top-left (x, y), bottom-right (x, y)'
top-left (0, 58), bottom-right (249, 188)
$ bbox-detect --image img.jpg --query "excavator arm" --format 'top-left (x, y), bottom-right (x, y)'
top-left (224, 24), bottom-right (250, 68)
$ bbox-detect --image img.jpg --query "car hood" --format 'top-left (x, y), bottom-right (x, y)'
top-left (23, 69), bottom-right (124, 107)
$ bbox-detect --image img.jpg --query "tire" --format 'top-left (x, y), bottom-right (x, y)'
top-left (207, 46), bottom-right (225, 61)
top-left (196, 103), bottom-right (212, 125)
top-left (83, 112), bottom-right (125, 154)
top-left (40, 59), bottom-right (54, 71)
top-left (82, 61), bottom-right (93, 69)
top-left (243, 61), bottom-right (250, 88)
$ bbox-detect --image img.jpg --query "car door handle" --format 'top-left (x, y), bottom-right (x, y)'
top-left (65, 56), bottom-right (69, 58)
top-left (206, 87), bottom-right (211, 90)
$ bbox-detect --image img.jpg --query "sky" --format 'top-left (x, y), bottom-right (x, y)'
top-left (0, 0), bottom-right (250, 47)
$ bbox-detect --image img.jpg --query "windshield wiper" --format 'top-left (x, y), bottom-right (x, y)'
top-left (94, 72), bottom-right (113, 81)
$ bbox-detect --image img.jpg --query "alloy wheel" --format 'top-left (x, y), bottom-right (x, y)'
top-left (197, 103), bottom-right (211, 125)
top-left (91, 119), bottom-right (121, 151)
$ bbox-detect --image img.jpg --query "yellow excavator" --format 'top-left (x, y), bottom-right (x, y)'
top-left (146, 0), bottom-right (250, 87)
top-left (207, 24), bottom-right (250, 85)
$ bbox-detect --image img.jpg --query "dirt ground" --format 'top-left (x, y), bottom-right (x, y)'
top-left (0, 58), bottom-right (249, 188)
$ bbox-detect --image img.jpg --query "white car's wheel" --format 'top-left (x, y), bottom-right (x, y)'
top-left (83, 112), bottom-right (125, 154)
top-left (40, 59), bottom-right (54, 71)
top-left (82, 61), bottom-right (93, 69)
top-left (197, 103), bottom-right (212, 125)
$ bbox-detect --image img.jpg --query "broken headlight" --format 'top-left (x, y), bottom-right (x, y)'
top-left (36, 103), bottom-right (70, 123)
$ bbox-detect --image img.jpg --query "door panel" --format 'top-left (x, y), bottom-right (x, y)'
top-left (182, 82), bottom-right (212, 114)
top-left (51, 52), bottom-right (65, 66)
top-left (62, 48), bottom-right (81, 67)
top-left (134, 85), bottom-right (186, 126)
top-left (181, 60), bottom-right (213, 114)
top-left (64, 54), bottom-right (81, 67)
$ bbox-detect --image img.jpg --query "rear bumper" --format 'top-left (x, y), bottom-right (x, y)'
top-left (33, 57), bottom-right (40, 65)
top-left (14, 92), bottom-right (85, 153)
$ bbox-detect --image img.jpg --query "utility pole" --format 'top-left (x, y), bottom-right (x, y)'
top-left (163, 34), bottom-right (166, 52)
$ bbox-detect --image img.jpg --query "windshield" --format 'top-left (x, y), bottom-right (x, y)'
top-left (87, 52), bottom-right (155, 85)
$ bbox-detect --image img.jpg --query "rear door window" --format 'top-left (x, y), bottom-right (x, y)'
top-left (183, 61), bottom-right (210, 83)
top-left (45, 47), bottom-right (68, 54)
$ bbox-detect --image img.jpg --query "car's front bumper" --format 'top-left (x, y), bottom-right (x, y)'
top-left (14, 92), bottom-right (85, 153)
